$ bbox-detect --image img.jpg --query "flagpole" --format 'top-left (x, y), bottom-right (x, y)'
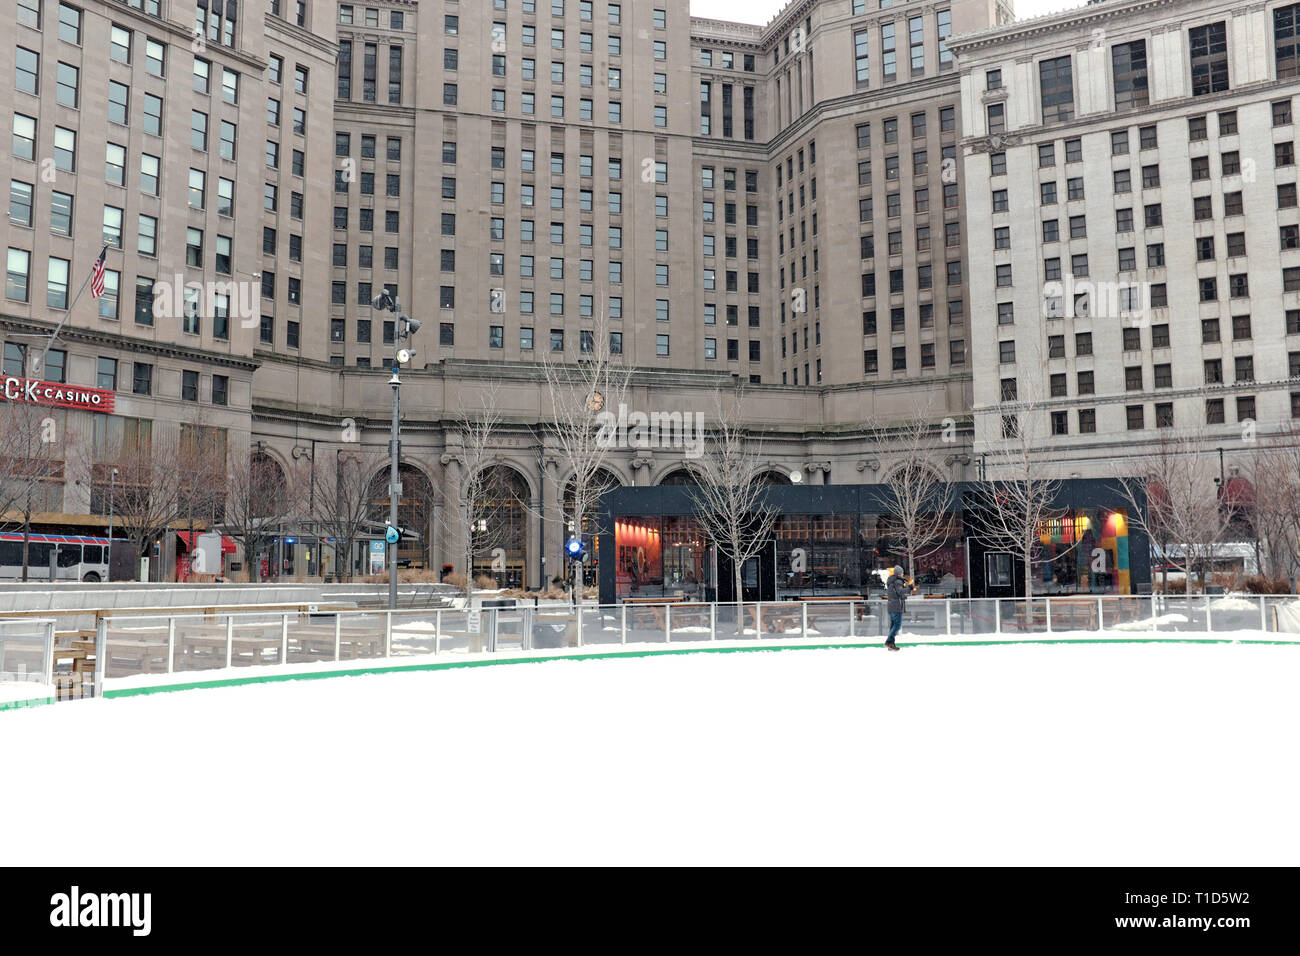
top-left (36, 243), bottom-right (108, 378)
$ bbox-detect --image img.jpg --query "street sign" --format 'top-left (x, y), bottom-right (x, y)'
top-left (368, 540), bottom-right (386, 574)
top-left (385, 525), bottom-right (399, 545)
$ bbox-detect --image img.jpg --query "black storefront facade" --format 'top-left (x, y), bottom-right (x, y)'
top-left (595, 479), bottom-right (1149, 605)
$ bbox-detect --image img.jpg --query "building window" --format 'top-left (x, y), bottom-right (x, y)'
top-left (1190, 22), bottom-right (1229, 95)
top-left (1112, 40), bottom-right (1149, 110)
top-left (132, 363), bottom-right (153, 396)
top-left (1039, 56), bottom-right (1075, 123)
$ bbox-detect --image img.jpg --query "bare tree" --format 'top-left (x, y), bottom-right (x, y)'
top-left (224, 451), bottom-right (298, 582)
top-left (976, 385), bottom-right (1074, 599)
top-left (310, 446), bottom-right (387, 582)
top-left (175, 411), bottom-right (229, 578)
top-left (685, 389), bottom-right (779, 631)
top-left (538, 306), bottom-right (632, 600)
top-left (0, 403), bottom-right (69, 580)
top-left (869, 404), bottom-right (956, 582)
top-left (439, 387), bottom-right (522, 596)
top-left (1115, 430), bottom-right (1232, 594)
top-left (99, 426), bottom-right (183, 581)
top-left (1245, 430), bottom-right (1300, 587)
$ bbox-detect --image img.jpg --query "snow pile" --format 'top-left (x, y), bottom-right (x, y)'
top-left (1210, 596), bottom-right (1264, 612)
top-left (6, 641), bottom-right (1299, 865)
top-left (1110, 613), bottom-right (1188, 631)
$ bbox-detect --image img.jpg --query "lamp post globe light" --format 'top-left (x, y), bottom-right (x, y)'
top-left (373, 291), bottom-right (421, 610)
top-left (566, 537), bottom-right (584, 605)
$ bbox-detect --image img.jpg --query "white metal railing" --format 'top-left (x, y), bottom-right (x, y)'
top-left (0, 618), bottom-right (56, 686)
top-left (91, 594), bottom-right (1300, 693)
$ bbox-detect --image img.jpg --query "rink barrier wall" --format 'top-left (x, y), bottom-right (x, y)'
top-left (32, 593), bottom-right (1299, 704)
top-left (95, 634), bottom-right (1300, 701)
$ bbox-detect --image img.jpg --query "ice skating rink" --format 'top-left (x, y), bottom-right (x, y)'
top-left (5, 641), bottom-right (1297, 866)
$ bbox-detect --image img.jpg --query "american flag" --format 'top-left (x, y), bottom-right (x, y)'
top-left (90, 246), bottom-right (107, 298)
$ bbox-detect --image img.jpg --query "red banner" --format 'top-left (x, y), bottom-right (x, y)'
top-left (0, 376), bottom-right (116, 413)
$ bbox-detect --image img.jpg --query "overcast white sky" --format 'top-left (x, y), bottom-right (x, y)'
top-left (691, 0), bottom-right (1085, 26)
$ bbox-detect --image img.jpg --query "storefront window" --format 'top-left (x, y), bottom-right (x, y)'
top-left (615, 517), bottom-right (663, 599)
top-left (614, 516), bottom-right (709, 599)
top-left (1035, 507), bottom-right (1130, 594)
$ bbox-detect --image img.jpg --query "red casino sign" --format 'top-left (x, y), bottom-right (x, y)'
top-left (0, 376), bottom-right (116, 413)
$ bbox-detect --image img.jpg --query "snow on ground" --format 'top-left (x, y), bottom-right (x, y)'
top-left (1111, 613), bottom-right (1188, 630)
top-left (3, 640), bottom-right (1298, 866)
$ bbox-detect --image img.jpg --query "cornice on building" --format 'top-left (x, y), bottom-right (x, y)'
top-left (760, 70), bottom-right (965, 155)
top-left (0, 315), bottom-right (260, 374)
top-left (263, 12), bottom-right (340, 60)
top-left (957, 74), bottom-right (1300, 150)
top-left (948, 0), bottom-right (1198, 57)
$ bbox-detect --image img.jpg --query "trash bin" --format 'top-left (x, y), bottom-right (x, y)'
top-left (531, 613), bottom-right (571, 649)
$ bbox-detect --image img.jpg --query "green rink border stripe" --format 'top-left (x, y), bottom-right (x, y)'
top-left (0, 695), bottom-right (55, 712)
top-left (97, 636), bottom-right (1300, 700)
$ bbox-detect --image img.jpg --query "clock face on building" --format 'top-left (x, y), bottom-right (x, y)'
top-left (587, 390), bottom-right (604, 412)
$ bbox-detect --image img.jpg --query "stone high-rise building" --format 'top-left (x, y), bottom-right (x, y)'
top-left (953, 0), bottom-right (1300, 481)
top-left (2, 0), bottom-right (1007, 583)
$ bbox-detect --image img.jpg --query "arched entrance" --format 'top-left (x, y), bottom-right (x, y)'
top-left (656, 468), bottom-right (698, 486)
top-left (366, 462), bottom-right (436, 570)
top-left (246, 452), bottom-right (287, 580)
top-left (469, 465), bottom-right (530, 588)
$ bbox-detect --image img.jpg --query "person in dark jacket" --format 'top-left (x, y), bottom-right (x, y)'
top-left (885, 566), bottom-right (911, 650)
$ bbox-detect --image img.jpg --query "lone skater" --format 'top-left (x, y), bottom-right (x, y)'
top-left (885, 566), bottom-right (910, 650)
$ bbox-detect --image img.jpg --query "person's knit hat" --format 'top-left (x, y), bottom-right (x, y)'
top-left (894, 566), bottom-right (903, 575)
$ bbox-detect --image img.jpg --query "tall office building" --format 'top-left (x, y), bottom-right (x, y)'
top-left (955, 0), bottom-right (1300, 481)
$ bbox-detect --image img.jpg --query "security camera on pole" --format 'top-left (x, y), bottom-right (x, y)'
top-left (373, 289), bottom-right (422, 611)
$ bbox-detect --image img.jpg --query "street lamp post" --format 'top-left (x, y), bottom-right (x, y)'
top-left (373, 290), bottom-right (421, 610)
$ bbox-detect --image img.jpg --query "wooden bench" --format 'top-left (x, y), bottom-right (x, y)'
top-left (1011, 598), bottom-right (1100, 632)
top-left (102, 639), bottom-right (170, 675)
top-left (285, 624), bottom-right (384, 659)
top-left (50, 647), bottom-right (89, 672)
top-left (743, 605), bottom-right (803, 634)
top-left (96, 603), bottom-right (356, 625)
top-left (792, 596), bottom-right (871, 629)
top-left (175, 631), bottom-right (285, 667)
top-left (625, 602), bottom-right (709, 632)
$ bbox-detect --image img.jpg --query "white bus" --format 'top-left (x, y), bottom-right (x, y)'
top-left (0, 533), bottom-right (112, 582)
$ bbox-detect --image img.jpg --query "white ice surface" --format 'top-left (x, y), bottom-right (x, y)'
top-left (4, 640), bottom-right (1297, 866)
